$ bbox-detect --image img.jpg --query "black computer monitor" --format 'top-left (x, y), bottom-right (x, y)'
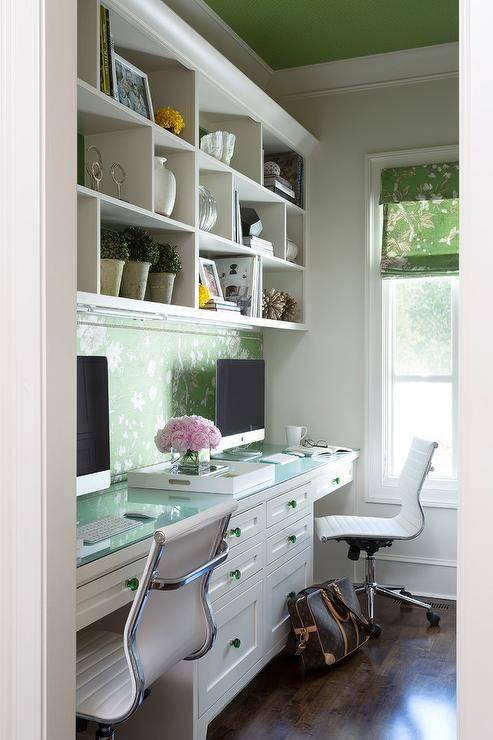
top-left (77, 356), bottom-right (111, 495)
top-left (215, 359), bottom-right (265, 451)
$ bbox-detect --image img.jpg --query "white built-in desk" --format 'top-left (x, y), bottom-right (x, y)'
top-left (76, 447), bottom-right (358, 740)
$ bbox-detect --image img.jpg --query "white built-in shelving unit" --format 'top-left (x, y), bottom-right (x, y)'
top-left (76, 0), bottom-right (318, 330)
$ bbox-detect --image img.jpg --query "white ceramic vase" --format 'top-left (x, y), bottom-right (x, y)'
top-left (154, 157), bottom-right (176, 217)
top-left (286, 239), bottom-right (299, 263)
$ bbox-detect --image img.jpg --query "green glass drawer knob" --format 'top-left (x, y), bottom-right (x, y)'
top-left (230, 638), bottom-right (241, 649)
top-left (230, 569), bottom-right (242, 580)
top-left (126, 577), bottom-right (139, 591)
top-left (287, 499), bottom-right (297, 509)
top-left (230, 527), bottom-right (242, 538)
top-left (288, 534), bottom-right (297, 544)
top-left (332, 477), bottom-right (341, 485)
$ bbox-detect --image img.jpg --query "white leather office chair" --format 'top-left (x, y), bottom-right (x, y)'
top-left (316, 437), bottom-right (439, 638)
top-left (76, 499), bottom-right (237, 739)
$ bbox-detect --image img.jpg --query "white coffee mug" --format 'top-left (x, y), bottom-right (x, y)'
top-left (286, 425), bottom-right (308, 447)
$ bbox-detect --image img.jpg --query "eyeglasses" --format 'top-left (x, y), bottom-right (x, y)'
top-left (302, 439), bottom-right (329, 448)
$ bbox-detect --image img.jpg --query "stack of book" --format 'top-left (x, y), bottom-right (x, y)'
top-left (242, 236), bottom-right (274, 256)
top-left (263, 174), bottom-right (296, 203)
top-left (264, 152), bottom-right (304, 208)
top-left (203, 299), bottom-right (241, 313)
top-left (99, 5), bottom-right (116, 98)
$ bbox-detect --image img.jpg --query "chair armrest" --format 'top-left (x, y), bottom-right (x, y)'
top-left (150, 539), bottom-right (229, 591)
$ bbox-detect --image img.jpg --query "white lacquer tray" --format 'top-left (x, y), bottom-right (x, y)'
top-left (127, 460), bottom-right (275, 494)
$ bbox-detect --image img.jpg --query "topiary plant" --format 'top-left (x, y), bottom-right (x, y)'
top-left (150, 243), bottom-right (182, 274)
top-left (123, 226), bottom-right (160, 265)
top-left (100, 229), bottom-right (129, 261)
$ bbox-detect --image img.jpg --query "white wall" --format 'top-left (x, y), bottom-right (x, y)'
top-left (265, 76), bottom-right (459, 598)
top-left (1, 0), bottom-right (76, 737)
top-left (458, 0), bottom-right (493, 733)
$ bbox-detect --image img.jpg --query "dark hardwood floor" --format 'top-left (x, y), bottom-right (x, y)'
top-left (208, 597), bottom-right (456, 740)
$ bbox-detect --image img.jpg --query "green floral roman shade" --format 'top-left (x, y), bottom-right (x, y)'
top-left (379, 161), bottom-right (459, 278)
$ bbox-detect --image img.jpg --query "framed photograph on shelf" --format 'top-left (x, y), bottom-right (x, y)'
top-left (214, 256), bottom-right (258, 317)
top-left (113, 54), bottom-right (154, 121)
top-left (199, 258), bottom-right (224, 302)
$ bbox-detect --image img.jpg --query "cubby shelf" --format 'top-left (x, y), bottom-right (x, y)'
top-left (198, 151), bottom-right (305, 215)
top-left (77, 185), bottom-right (195, 233)
top-left (77, 79), bottom-right (195, 152)
top-left (199, 231), bottom-right (305, 272)
top-left (77, 0), bottom-right (314, 332)
top-left (77, 291), bottom-right (307, 331)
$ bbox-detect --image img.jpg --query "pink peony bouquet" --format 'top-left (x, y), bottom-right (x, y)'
top-left (155, 415), bottom-right (222, 454)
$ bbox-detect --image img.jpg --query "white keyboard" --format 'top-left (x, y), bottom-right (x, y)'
top-left (77, 515), bottom-right (142, 544)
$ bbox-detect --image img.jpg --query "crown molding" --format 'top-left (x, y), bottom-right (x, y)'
top-left (162, 0), bottom-right (273, 89)
top-left (268, 42), bottom-right (459, 100)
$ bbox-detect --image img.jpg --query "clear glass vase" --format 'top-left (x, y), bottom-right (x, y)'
top-left (170, 448), bottom-right (211, 475)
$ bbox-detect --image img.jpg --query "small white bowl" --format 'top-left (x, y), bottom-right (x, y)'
top-left (219, 131), bottom-right (236, 165)
top-left (200, 131), bottom-right (223, 161)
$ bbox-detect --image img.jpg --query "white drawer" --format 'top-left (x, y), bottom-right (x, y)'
top-left (313, 463), bottom-right (353, 501)
top-left (228, 504), bottom-right (265, 550)
top-left (76, 557), bottom-right (146, 630)
top-left (266, 485), bottom-right (310, 529)
top-left (264, 547), bottom-right (312, 653)
top-left (265, 514), bottom-right (312, 566)
top-left (198, 580), bottom-right (263, 715)
top-left (209, 541), bottom-right (264, 603)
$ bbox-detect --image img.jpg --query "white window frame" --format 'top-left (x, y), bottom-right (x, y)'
top-left (366, 145), bottom-right (459, 509)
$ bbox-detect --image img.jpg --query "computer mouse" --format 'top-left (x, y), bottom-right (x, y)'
top-left (124, 510), bottom-right (157, 520)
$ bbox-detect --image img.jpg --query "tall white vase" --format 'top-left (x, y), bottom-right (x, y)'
top-left (154, 156), bottom-right (177, 217)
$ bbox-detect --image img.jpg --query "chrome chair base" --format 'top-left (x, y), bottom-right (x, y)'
top-left (355, 554), bottom-right (440, 636)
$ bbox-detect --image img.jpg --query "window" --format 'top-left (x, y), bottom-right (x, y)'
top-left (384, 275), bottom-right (458, 482)
top-left (367, 150), bottom-right (459, 505)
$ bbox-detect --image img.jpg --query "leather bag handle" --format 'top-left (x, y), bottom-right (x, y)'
top-left (298, 581), bottom-right (371, 632)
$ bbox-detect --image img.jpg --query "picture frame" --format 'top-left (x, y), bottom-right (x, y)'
top-left (214, 256), bottom-right (257, 316)
top-left (113, 53), bottom-right (154, 122)
top-left (199, 258), bottom-right (224, 302)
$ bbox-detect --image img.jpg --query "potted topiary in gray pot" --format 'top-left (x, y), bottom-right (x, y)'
top-left (148, 243), bottom-right (182, 304)
top-left (120, 226), bottom-right (160, 300)
top-left (100, 229), bottom-right (129, 296)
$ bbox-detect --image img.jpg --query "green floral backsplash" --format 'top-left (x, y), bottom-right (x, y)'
top-left (77, 314), bottom-right (262, 480)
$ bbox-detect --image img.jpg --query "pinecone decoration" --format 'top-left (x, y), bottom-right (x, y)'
top-left (281, 292), bottom-right (297, 322)
top-left (262, 288), bottom-right (286, 320)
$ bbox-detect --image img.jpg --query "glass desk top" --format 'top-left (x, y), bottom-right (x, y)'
top-left (76, 484), bottom-right (232, 568)
top-left (76, 446), bottom-right (356, 568)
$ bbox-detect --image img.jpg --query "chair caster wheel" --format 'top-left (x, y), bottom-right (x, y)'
top-left (370, 623), bottom-right (382, 638)
top-left (426, 611), bottom-right (440, 627)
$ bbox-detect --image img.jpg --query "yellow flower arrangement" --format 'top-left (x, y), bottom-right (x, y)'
top-left (154, 107), bottom-right (185, 136)
top-left (198, 283), bottom-right (210, 308)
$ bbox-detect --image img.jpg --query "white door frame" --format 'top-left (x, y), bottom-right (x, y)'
top-left (0, 0), bottom-right (76, 737)
top-left (457, 0), bottom-right (493, 736)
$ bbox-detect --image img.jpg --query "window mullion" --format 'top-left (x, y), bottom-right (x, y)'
top-left (392, 375), bottom-right (454, 383)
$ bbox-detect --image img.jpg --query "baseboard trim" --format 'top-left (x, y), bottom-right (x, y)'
top-left (375, 553), bottom-right (457, 568)
top-left (364, 554), bottom-right (457, 600)
top-left (406, 590), bottom-right (457, 602)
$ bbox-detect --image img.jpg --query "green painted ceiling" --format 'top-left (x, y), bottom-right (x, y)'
top-left (203, 0), bottom-right (458, 70)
